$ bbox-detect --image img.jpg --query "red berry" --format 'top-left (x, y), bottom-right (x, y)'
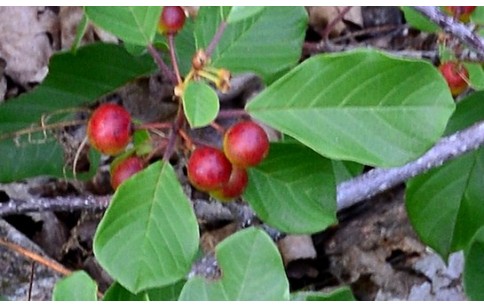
top-left (187, 146), bottom-right (232, 192)
top-left (438, 61), bottom-right (469, 97)
top-left (111, 156), bottom-right (145, 190)
top-left (210, 166), bottom-right (248, 201)
top-left (223, 121), bottom-right (269, 168)
top-left (87, 103), bottom-right (132, 156)
top-left (443, 6), bottom-right (476, 22)
top-left (158, 6), bottom-right (186, 35)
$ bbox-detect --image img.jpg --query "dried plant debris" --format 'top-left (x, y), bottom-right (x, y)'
top-left (0, 219), bottom-right (61, 300)
top-left (0, 7), bottom-right (57, 85)
top-left (307, 6), bottom-right (363, 37)
top-left (58, 6), bottom-right (117, 50)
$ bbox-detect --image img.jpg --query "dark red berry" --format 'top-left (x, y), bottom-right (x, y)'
top-left (210, 166), bottom-right (248, 201)
top-left (438, 61), bottom-right (469, 97)
top-left (223, 121), bottom-right (269, 168)
top-left (187, 146), bottom-right (232, 192)
top-left (158, 6), bottom-right (186, 35)
top-left (111, 156), bottom-right (145, 190)
top-left (87, 103), bottom-right (132, 156)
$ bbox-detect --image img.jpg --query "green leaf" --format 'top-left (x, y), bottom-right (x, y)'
top-left (170, 17), bottom-right (197, 76)
top-left (0, 136), bottom-right (63, 183)
top-left (133, 129), bottom-right (153, 156)
top-left (52, 271), bottom-right (97, 301)
top-left (247, 49), bottom-right (455, 167)
top-left (244, 143), bottom-right (337, 234)
top-left (0, 134), bottom-right (100, 183)
top-left (470, 6), bottom-right (484, 24)
top-left (84, 7), bottom-right (162, 46)
top-left (331, 160), bottom-right (364, 184)
top-left (179, 227), bottom-right (289, 300)
top-left (0, 43), bottom-right (156, 134)
top-left (71, 13), bottom-right (88, 52)
top-left (464, 226), bottom-right (484, 300)
top-left (103, 280), bottom-right (186, 301)
top-left (406, 93), bottom-right (484, 259)
top-left (182, 81), bottom-right (219, 128)
top-left (291, 286), bottom-right (355, 301)
top-left (147, 280), bottom-right (186, 301)
top-left (465, 63), bottom-right (484, 91)
top-left (408, 151), bottom-right (483, 260)
top-left (225, 7), bottom-right (264, 24)
top-left (103, 282), bottom-right (148, 301)
top-left (94, 162), bottom-right (199, 293)
top-left (191, 7), bottom-right (307, 84)
top-left (444, 91), bottom-right (484, 135)
top-left (401, 7), bottom-right (440, 32)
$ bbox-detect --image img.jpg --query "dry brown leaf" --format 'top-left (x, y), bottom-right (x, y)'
top-left (59, 6), bottom-right (117, 50)
top-left (200, 222), bottom-right (238, 254)
top-left (277, 234), bottom-right (317, 266)
top-left (307, 6), bottom-right (362, 37)
top-left (0, 7), bottom-right (57, 85)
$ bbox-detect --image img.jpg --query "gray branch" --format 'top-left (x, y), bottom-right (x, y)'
top-left (337, 121), bottom-right (484, 210)
top-left (0, 195), bottom-right (110, 216)
top-left (411, 6), bottom-right (484, 59)
top-left (1, 121), bottom-right (483, 217)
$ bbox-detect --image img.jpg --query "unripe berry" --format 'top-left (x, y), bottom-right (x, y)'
top-left (87, 103), bottom-right (132, 156)
top-left (158, 6), bottom-right (186, 35)
top-left (210, 166), bottom-right (248, 201)
top-left (111, 156), bottom-right (145, 190)
top-left (223, 121), bottom-right (269, 168)
top-left (187, 146), bottom-right (232, 192)
top-left (438, 61), bottom-right (469, 97)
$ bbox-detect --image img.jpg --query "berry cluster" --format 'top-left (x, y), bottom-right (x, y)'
top-left (87, 103), bottom-right (145, 190)
top-left (85, 8), bottom-right (266, 197)
top-left (187, 121), bottom-right (269, 201)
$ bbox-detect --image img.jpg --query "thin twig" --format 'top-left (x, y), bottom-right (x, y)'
top-left (206, 21), bottom-right (228, 58)
top-left (147, 43), bottom-right (177, 85)
top-left (28, 262), bottom-right (35, 301)
top-left (216, 108), bottom-right (249, 119)
top-left (411, 6), bottom-right (484, 58)
top-left (0, 119), bottom-right (86, 142)
top-left (162, 106), bottom-right (185, 162)
top-left (0, 237), bottom-right (71, 276)
top-left (331, 24), bottom-right (405, 44)
top-left (167, 34), bottom-right (182, 85)
top-left (322, 6), bottom-right (353, 40)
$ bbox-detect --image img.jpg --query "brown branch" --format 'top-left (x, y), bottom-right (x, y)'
top-left (206, 21), bottom-right (228, 58)
top-left (147, 43), bottom-right (177, 85)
